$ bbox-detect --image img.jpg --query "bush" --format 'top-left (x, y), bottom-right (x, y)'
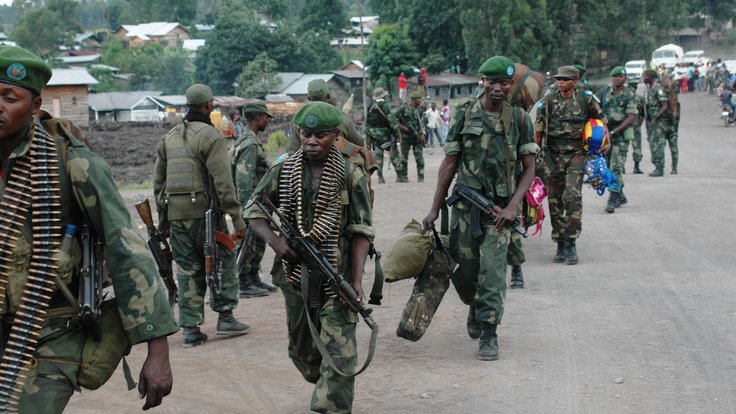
top-left (264, 130), bottom-right (288, 155)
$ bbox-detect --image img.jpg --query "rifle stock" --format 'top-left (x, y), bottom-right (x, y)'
top-left (135, 198), bottom-right (178, 306)
top-left (79, 225), bottom-right (103, 341)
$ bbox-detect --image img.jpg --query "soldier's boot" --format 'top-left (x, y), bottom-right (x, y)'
top-left (565, 239), bottom-right (579, 265)
top-left (396, 175), bottom-right (409, 183)
top-left (605, 192), bottom-right (618, 213)
top-left (633, 161), bottom-right (643, 174)
top-left (649, 167), bottom-right (664, 177)
top-left (182, 327), bottom-right (208, 348)
top-left (509, 266), bottom-right (524, 289)
top-left (216, 310), bottom-right (251, 336)
top-left (671, 159), bottom-right (678, 175)
top-left (617, 190), bottom-right (628, 207)
top-left (477, 323), bottom-right (499, 361)
top-left (553, 241), bottom-right (566, 263)
top-left (239, 274), bottom-right (269, 298)
top-left (466, 305), bottom-right (482, 339)
top-left (378, 174), bottom-right (386, 184)
top-left (253, 274), bottom-right (279, 292)
top-left (418, 176), bottom-right (424, 183)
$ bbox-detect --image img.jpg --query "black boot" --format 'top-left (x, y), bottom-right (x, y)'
top-left (466, 305), bottom-right (482, 339)
top-left (649, 167), bottom-right (664, 177)
top-left (633, 161), bottom-right (643, 174)
top-left (378, 175), bottom-right (386, 184)
top-left (553, 241), bottom-right (566, 263)
top-left (216, 310), bottom-right (250, 336)
top-left (253, 273), bottom-right (279, 293)
top-left (182, 327), bottom-right (208, 348)
top-left (239, 273), bottom-right (269, 298)
top-left (671, 160), bottom-right (678, 175)
top-left (565, 239), bottom-right (579, 265)
top-left (509, 266), bottom-right (524, 289)
top-left (616, 190), bottom-right (628, 207)
top-left (477, 323), bottom-right (499, 361)
top-left (605, 192), bottom-right (617, 213)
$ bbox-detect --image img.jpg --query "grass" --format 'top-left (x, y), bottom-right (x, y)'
top-left (117, 181), bottom-right (153, 190)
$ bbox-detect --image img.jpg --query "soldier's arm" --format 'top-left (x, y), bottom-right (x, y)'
top-left (346, 166), bottom-right (374, 300)
top-left (152, 139), bottom-right (168, 227)
top-left (341, 113), bottom-right (365, 146)
top-left (202, 128), bottom-right (246, 230)
top-left (233, 144), bottom-right (260, 213)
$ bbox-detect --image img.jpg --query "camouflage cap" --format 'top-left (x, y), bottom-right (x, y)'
top-left (0, 45), bottom-right (52, 93)
top-left (643, 69), bottom-right (658, 78)
top-left (372, 87), bottom-right (388, 100)
top-left (185, 83), bottom-right (213, 105)
top-left (293, 101), bottom-right (342, 132)
top-left (307, 79), bottom-right (331, 102)
top-left (409, 91), bottom-right (422, 100)
top-left (478, 56), bottom-right (516, 79)
top-left (553, 66), bottom-right (580, 80)
top-left (610, 66), bottom-right (626, 77)
top-left (243, 102), bottom-right (273, 118)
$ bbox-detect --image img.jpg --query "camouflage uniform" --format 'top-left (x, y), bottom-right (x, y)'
top-left (243, 152), bottom-right (374, 414)
top-left (445, 100), bottom-right (538, 324)
top-left (394, 102), bottom-right (426, 181)
top-left (597, 85), bottom-right (638, 191)
top-left (1, 116), bottom-right (178, 413)
top-left (645, 81), bottom-right (678, 173)
top-left (231, 128), bottom-right (269, 288)
top-left (628, 84), bottom-right (645, 166)
top-left (535, 88), bottom-right (605, 242)
top-left (153, 116), bottom-right (247, 328)
top-left (364, 99), bottom-right (401, 181)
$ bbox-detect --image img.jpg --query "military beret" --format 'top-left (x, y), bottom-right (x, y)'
top-left (293, 101), bottom-right (342, 132)
top-left (643, 69), bottom-right (658, 78)
top-left (307, 79), bottom-right (330, 102)
top-left (610, 66), bottom-right (626, 77)
top-left (0, 45), bottom-right (52, 94)
top-left (478, 56), bottom-right (516, 79)
top-left (185, 83), bottom-right (213, 105)
top-left (243, 102), bottom-right (273, 118)
top-left (553, 66), bottom-right (580, 80)
top-left (573, 64), bottom-right (587, 75)
top-left (409, 91), bottom-right (422, 100)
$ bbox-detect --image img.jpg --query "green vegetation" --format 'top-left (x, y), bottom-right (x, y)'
top-left (264, 130), bottom-right (288, 155)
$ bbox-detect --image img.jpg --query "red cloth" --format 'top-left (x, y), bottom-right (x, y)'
top-left (398, 74), bottom-right (407, 89)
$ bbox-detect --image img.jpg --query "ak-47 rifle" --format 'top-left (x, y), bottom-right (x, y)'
top-left (79, 225), bottom-right (104, 341)
top-left (235, 225), bottom-right (256, 274)
top-left (371, 102), bottom-right (401, 160)
top-left (446, 183), bottom-right (528, 239)
top-left (135, 198), bottom-right (178, 306)
top-left (203, 177), bottom-right (237, 298)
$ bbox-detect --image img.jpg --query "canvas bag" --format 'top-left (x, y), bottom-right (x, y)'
top-left (383, 219), bottom-right (434, 283)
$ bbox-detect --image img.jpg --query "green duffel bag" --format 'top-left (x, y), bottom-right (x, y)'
top-left (383, 219), bottom-right (433, 283)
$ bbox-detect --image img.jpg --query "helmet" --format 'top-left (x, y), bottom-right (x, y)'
top-left (582, 118), bottom-right (609, 154)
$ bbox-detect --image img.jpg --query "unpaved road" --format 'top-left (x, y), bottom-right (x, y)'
top-left (66, 91), bottom-right (736, 414)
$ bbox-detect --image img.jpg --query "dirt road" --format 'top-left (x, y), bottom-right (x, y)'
top-left (66, 91), bottom-right (736, 414)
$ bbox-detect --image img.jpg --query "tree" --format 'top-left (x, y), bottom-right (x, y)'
top-left (365, 24), bottom-right (418, 95)
top-left (235, 52), bottom-right (281, 98)
top-left (153, 46), bottom-right (195, 94)
top-left (12, 8), bottom-right (69, 55)
top-left (299, 0), bottom-right (347, 33)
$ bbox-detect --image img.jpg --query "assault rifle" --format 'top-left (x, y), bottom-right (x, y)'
top-left (79, 225), bottom-right (104, 341)
top-left (135, 198), bottom-right (178, 306)
top-left (204, 178), bottom-right (237, 297)
top-left (254, 196), bottom-right (377, 330)
top-left (446, 183), bottom-right (528, 239)
top-left (235, 225), bottom-right (256, 274)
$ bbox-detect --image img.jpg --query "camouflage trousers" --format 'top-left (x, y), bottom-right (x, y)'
top-left (374, 147), bottom-right (401, 180)
top-left (544, 149), bottom-right (585, 242)
top-left (506, 232), bottom-right (525, 267)
top-left (608, 136), bottom-right (629, 191)
top-left (397, 136), bottom-right (425, 181)
top-left (647, 120), bottom-right (678, 171)
top-left (281, 286), bottom-right (357, 414)
top-left (170, 218), bottom-right (239, 328)
top-left (449, 203), bottom-right (510, 324)
top-left (239, 233), bottom-right (266, 281)
top-left (628, 126), bottom-right (643, 163)
top-left (366, 129), bottom-right (401, 180)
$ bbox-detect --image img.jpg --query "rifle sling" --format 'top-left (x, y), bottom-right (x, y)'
top-left (300, 266), bottom-right (377, 378)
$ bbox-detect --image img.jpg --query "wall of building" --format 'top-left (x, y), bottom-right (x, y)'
top-left (41, 85), bottom-right (90, 127)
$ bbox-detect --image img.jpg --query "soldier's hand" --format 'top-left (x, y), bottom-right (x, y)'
top-left (600, 139), bottom-right (612, 154)
top-left (269, 235), bottom-right (298, 262)
top-left (350, 281), bottom-right (366, 305)
top-left (232, 228), bottom-right (248, 240)
top-left (418, 134), bottom-right (426, 144)
top-left (422, 210), bottom-right (439, 232)
top-left (139, 336), bottom-right (173, 410)
top-left (494, 205), bottom-right (517, 231)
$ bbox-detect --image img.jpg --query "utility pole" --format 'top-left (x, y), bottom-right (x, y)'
top-left (358, 0), bottom-right (367, 128)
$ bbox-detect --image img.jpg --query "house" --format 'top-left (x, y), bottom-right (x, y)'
top-left (331, 61), bottom-right (366, 103)
top-left (115, 22), bottom-right (190, 47)
top-left (275, 73), bottom-right (350, 104)
top-left (41, 69), bottom-right (99, 127)
top-left (182, 39), bottom-right (206, 54)
top-left (88, 91), bottom-right (164, 122)
top-left (72, 31), bottom-right (108, 53)
top-left (60, 54), bottom-right (101, 66)
top-left (407, 73), bottom-right (480, 100)
top-left (350, 16), bottom-right (379, 30)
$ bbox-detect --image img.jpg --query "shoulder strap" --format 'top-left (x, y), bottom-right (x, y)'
top-left (510, 69), bottom-right (534, 104)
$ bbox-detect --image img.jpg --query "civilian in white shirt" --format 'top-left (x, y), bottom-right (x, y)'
top-left (424, 102), bottom-right (442, 146)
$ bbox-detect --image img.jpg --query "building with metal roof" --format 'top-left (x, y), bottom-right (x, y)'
top-left (115, 22), bottom-right (190, 47)
top-left (88, 91), bottom-right (164, 122)
top-left (42, 69), bottom-right (99, 127)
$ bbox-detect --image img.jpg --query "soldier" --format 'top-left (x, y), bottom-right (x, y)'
top-left (0, 44), bottom-right (177, 412)
top-left (627, 79), bottom-right (646, 174)
top-left (423, 56), bottom-right (539, 361)
top-left (394, 91), bottom-right (427, 182)
top-left (154, 83), bottom-right (250, 348)
top-left (535, 66), bottom-right (607, 265)
top-left (245, 101), bottom-right (374, 413)
top-left (643, 69), bottom-right (678, 176)
top-left (364, 87), bottom-right (401, 183)
top-left (230, 102), bottom-right (279, 298)
top-left (596, 66), bottom-right (638, 213)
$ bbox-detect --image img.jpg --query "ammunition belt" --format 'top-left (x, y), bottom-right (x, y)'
top-left (0, 117), bottom-right (63, 411)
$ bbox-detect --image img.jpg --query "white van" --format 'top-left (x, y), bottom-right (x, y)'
top-left (625, 60), bottom-right (647, 80)
top-left (683, 50), bottom-right (705, 65)
top-left (651, 44), bottom-right (684, 69)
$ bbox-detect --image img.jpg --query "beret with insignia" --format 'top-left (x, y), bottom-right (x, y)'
top-left (0, 45), bottom-right (52, 93)
top-left (293, 101), bottom-right (342, 132)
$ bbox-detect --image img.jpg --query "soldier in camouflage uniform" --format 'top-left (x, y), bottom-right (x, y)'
top-left (643, 69), bottom-right (678, 176)
top-left (535, 66), bottom-right (607, 265)
top-left (154, 84), bottom-right (250, 348)
top-left (596, 66), bottom-right (638, 213)
top-left (627, 79), bottom-right (645, 174)
top-left (0, 45), bottom-right (177, 412)
top-left (364, 87), bottom-right (401, 183)
top-left (394, 91), bottom-right (427, 182)
top-left (245, 101), bottom-right (374, 413)
top-left (230, 102), bottom-right (278, 298)
top-left (424, 56), bottom-right (538, 361)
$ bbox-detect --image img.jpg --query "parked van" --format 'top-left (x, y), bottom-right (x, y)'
top-left (683, 50), bottom-right (705, 65)
top-left (625, 60), bottom-right (647, 80)
top-left (651, 44), bottom-right (683, 69)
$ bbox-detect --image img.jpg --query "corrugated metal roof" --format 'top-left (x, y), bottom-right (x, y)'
top-left (89, 91), bottom-right (163, 111)
top-left (120, 22), bottom-right (186, 38)
top-left (331, 69), bottom-right (363, 79)
top-left (60, 54), bottom-right (101, 64)
top-left (282, 74), bottom-right (334, 95)
top-left (183, 39), bottom-right (205, 51)
top-left (273, 72), bottom-right (304, 93)
top-left (46, 69), bottom-right (98, 86)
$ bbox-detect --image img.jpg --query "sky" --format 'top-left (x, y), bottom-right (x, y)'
top-left (0, 0), bottom-right (12, 6)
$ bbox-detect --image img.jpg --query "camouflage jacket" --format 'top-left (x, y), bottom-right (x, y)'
top-left (153, 119), bottom-right (246, 230)
top-left (628, 85), bottom-right (646, 126)
top-left (0, 118), bottom-right (178, 344)
top-left (445, 100), bottom-right (539, 202)
top-left (645, 82), bottom-right (670, 123)
top-left (596, 85), bottom-right (638, 129)
top-left (364, 99), bottom-right (400, 142)
top-left (394, 103), bottom-right (426, 138)
top-left (287, 111), bottom-right (364, 153)
top-left (230, 128), bottom-right (269, 215)
top-left (534, 87), bottom-right (605, 152)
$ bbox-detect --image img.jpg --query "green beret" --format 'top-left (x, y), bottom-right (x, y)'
top-left (293, 101), bottom-right (342, 132)
top-left (307, 79), bottom-right (330, 102)
top-left (409, 91), bottom-right (422, 100)
top-left (643, 69), bottom-right (658, 78)
top-left (243, 102), bottom-right (273, 117)
top-left (610, 66), bottom-right (626, 77)
top-left (478, 56), bottom-right (516, 79)
top-left (0, 45), bottom-right (52, 93)
top-left (185, 83), bottom-right (213, 105)
top-left (573, 64), bottom-right (587, 75)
